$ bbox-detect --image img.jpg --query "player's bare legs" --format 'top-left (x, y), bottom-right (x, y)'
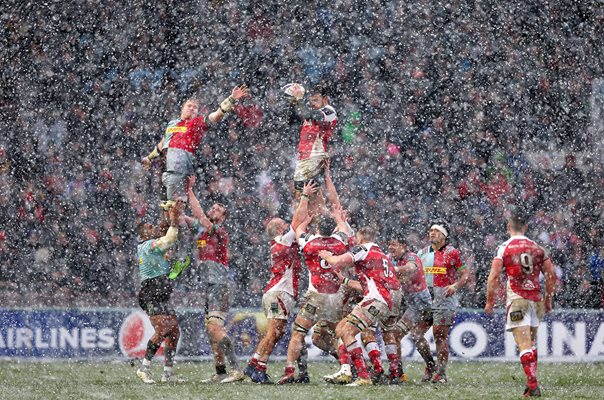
top-left (409, 320), bottom-right (435, 379)
top-left (138, 314), bottom-right (183, 383)
top-left (278, 316), bottom-right (314, 384)
top-left (433, 324), bottom-right (450, 381)
top-left (312, 321), bottom-right (338, 360)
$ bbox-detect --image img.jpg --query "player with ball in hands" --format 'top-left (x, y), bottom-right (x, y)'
top-left (283, 83), bottom-right (340, 217)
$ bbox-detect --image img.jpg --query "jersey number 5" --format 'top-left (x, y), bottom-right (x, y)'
top-left (520, 253), bottom-right (534, 274)
top-left (382, 259), bottom-right (394, 278)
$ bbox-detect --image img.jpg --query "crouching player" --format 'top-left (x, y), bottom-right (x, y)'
top-left (135, 201), bottom-right (186, 384)
top-left (319, 227), bottom-right (397, 386)
top-left (485, 210), bottom-right (555, 397)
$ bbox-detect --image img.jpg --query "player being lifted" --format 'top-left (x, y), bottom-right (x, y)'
top-left (283, 83), bottom-right (339, 217)
top-left (485, 210), bottom-right (555, 397)
top-left (141, 85), bottom-right (249, 210)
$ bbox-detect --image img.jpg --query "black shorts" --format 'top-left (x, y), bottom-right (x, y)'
top-left (138, 275), bottom-right (175, 316)
top-left (294, 170), bottom-right (325, 193)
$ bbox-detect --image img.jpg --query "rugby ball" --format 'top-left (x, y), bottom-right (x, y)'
top-left (282, 83), bottom-right (305, 101)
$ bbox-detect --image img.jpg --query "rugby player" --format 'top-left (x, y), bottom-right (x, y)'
top-left (277, 206), bottom-right (352, 384)
top-left (135, 200), bottom-right (186, 384)
top-left (243, 182), bottom-right (318, 384)
top-left (184, 177), bottom-right (242, 383)
top-left (141, 85), bottom-right (249, 210)
top-left (286, 84), bottom-right (339, 216)
top-left (389, 234), bottom-right (435, 383)
top-left (319, 227), bottom-right (397, 386)
top-left (417, 220), bottom-right (469, 383)
top-left (485, 210), bottom-right (555, 397)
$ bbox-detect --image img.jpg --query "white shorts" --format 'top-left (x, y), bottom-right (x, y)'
top-left (262, 290), bottom-right (296, 320)
top-left (505, 298), bottom-right (545, 331)
top-left (298, 289), bottom-right (345, 324)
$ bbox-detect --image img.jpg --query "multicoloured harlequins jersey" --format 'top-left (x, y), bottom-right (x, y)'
top-left (418, 243), bottom-right (465, 288)
top-left (192, 220), bottom-right (228, 267)
top-left (137, 239), bottom-right (170, 282)
top-left (167, 116), bottom-right (208, 154)
top-left (297, 105), bottom-right (337, 160)
top-left (350, 243), bottom-right (399, 309)
top-left (495, 235), bottom-right (549, 303)
top-left (298, 231), bottom-right (349, 294)
top-left (264, 226), bottom-right (302, 299)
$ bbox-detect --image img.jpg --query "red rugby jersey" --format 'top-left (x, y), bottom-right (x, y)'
top-left (264, 227), bottom-right (302, 298)
top-left (350, 243), bottom-right (398, 309)
top-left (393, 251), bottom-right (427, 294)
top-left (167, 116), bottom-right (208, 154)
top-left (297, 105), bottom-right (337, 160)
top-left (495, 235), bottom-right (549, 302)
top-left (298, 231), bottom-right (348, 294)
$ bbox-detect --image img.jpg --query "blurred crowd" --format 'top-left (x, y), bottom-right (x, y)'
top-left (1, 0), bottom-right (603, 310)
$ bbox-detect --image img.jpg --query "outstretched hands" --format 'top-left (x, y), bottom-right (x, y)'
top-left (231, 85), bottom-right (250, 101)
top-left (302, 180), bottom-right (319, 198)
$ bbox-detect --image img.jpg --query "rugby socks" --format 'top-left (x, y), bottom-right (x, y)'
top-left (284, 363), bottom-right (296, 377)
top-left (250, 353), bottom-right (260, 368)
top-left (385, 344), bottom-right (400, 378)
top-left (338, 341), bottom-right (351, 366)
top-left (347, 341), bottom-right (370, 380)
top-left (164, 344), bottom-right (176, 368)
top-left (163, 366), bottom-right (173, 376)
top-left (144, 341), bottom-right (161, 362)
top-left (142, 358), bottom-right (152, 368)
top-left (219, 337), bottom-right (240, 370)
top-left (297, 344), bottom-right (308, 375)
top-left (257, 360), bottom-right (268, 372)
top-left (520, 349), bottom-right (538, 390)
top-left (365, 341), bottom-right (384, 375)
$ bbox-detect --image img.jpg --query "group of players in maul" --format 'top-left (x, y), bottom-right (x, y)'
top-left (135, 82), bottom-right (555, 396)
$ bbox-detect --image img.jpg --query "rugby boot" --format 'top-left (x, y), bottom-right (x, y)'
top-left (250, 370), bottom-right (273, 384)
top-left (201, 373), bottom-right (227, 383)
top-left (323, 369), bottom-right (353, 385)
top-left (160, 373), bottom-right (186, 383)
top-left (277, 373), bottom-right (296, 385)
top-left (524, 386), bottom-right (542, 397)
top-left (160, 200), bottom-right (175, 211)
top-left (345, 378), bottom-right (373, 387)
top-left (372, 371), bottom-right (388, 385)
top-left (294, 372), bottom-right (310, 384)
top-left (421, 366), bottom-right (435, 382)
top-left (243, 363), bottom-right (256, 378)
top-left (432, 372), bottom-right (447, 384)
top-left (221, 370), bottom-right (245, 383)
top-left (136, 367), bottom-right (155, 384)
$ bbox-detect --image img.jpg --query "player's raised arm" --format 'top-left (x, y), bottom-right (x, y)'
top-left (186, 176), bottom-right (212, 231)
top-left (323, 160), bottom-right (341, 210)
top-left (153, 201), bottom-right (183, 251)
top-left (207, 85), bottom-right (249, 125)
top-left (485, 258), bottom-right (503, 314)
top-left (294, 215), bottom-right (313, 240)
top-left (292, 181), bottom-right (319, 229)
